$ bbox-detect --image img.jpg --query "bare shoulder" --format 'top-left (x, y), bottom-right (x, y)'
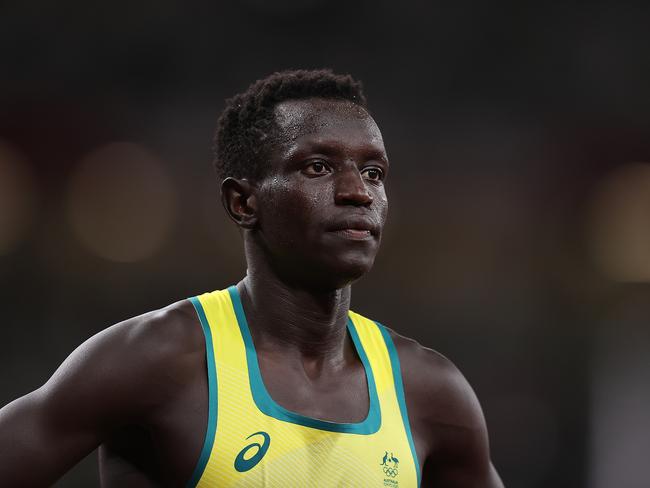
top-left (39, 297), bottom-right (205, 422)
top-left (68, 297), bottom-right (202, 375)
top-left (0, 297), bottom-right (206, 485)
top-left (385, 327), bottom-right (503, 487)
top-left (386, 327), bottom-right (485, 432)
top-left (116, 298), bottom-right (205, 368)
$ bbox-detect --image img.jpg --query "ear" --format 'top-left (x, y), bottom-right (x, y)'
top-left (221, 177), bottom-right (258, 229)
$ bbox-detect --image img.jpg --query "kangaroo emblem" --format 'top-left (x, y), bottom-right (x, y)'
top-left (380, 451), bottom-right (389, 465)
top-left (381, 450), bottom-right (400, 479)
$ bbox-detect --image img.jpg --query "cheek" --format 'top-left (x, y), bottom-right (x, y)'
top-left (259, 177), bottom-right (327, 235)
top-left (374, 189), bottom-right (389, 225)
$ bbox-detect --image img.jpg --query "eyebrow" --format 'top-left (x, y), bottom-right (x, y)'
top-left (287, 140), bottom-right (389, 164)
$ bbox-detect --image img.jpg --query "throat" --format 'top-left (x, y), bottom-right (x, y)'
top-left (233, 278), bottom-right (374, 426)
top-left (237, 276), bottom-right (351, 361)
top-left (258, 351), bottom-right (371, 424)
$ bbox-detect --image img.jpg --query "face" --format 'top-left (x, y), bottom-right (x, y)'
top-left (250, 98), bottom-right (389, 289)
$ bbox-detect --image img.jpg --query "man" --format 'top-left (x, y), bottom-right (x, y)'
top-left (0, 69), bottom-right (503, 487)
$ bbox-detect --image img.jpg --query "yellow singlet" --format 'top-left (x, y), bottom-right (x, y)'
top-left (187, 286), bottom-right (420, 487)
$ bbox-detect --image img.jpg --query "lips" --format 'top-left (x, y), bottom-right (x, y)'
top-left (327, 216), bottom-right (379, 238)
top-left (331, 228), bottom-right (372, 240)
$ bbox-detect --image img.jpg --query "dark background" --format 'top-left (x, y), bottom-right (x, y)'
top-left (2, 1), bottom-right (650, 486)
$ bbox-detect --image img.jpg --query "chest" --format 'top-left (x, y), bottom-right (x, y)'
top-left (255, 351), bottom-right (371, 423)
top-left (99, 358), bottom-right (381, 486)
top-left (185, 347), bottom-right (418, 487)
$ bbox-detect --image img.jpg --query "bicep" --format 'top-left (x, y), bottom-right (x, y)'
top-left (0, 320), bottom-right (159, 486)
top-left (404, 345), bottom-right (502, 487)
top-left (0, 387), bottom-right (102, 486)
top-left (423, 422), bottom-right (503, 488)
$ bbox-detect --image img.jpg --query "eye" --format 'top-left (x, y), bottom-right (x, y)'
top-left (362, 167), bottom-right (384, 181)
top-left (303, 160), bottom-right (331, 176)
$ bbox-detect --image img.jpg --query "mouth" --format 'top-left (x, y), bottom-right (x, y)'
top-left (330, 228), bottom-right (373, 240)
top-left (327, 217), bottom-right (378, 241)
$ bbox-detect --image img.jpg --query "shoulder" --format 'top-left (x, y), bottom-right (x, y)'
top-left (0, 298), bottom-right (207, 485)
top-left (78, 297), bottom-right (203, 379)
top-left (384, 327), bottom-right (503, 486)
top-left (383, 326), bottom-right (488, 454)
top-left (117, 298), bottom-right (205, 368)
top-left (39, 297), bottom-right (205, 423)
top-left (387, 327), bottom-right (484, 427)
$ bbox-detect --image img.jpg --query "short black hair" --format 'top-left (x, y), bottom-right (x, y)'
top-left (213, 69), bottom-right (367, 183)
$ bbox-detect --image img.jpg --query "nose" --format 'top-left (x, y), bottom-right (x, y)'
top-left (334, 167), bottom-right (373, 206)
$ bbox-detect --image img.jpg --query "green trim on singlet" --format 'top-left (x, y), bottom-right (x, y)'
top-left (377, 322), bottom-right (421, 486)
top-left (228, 285), bottom-right (381, 434)
top-left (186, 297), bottom-right (218, 488)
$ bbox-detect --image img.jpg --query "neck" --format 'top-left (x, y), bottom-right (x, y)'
top-left (237, 268), bottom-right (351, 362)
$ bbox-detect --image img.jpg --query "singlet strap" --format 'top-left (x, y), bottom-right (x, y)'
top-left (186, 296), bottom-right (219, 488)
top-left (376, 322), bottom-right (421, 486)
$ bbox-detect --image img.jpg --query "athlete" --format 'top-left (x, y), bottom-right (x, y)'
top-left (0, 69), bottom-right (504, 487)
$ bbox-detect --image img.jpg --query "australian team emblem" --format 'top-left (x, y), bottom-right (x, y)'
top-left (380, 450), bottom-right (400, 486)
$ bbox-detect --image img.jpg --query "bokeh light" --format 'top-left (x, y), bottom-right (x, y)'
top-left (66, 142), bottom-right (176, 263)
top-left (0, 140), bottom-right (37, 256)
top-left (588, 162), bottom-right (650, 282)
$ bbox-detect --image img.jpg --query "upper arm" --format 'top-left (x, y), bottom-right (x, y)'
top-left (392, 331), bottom-right (504, 488)
top-left (422, 365), bottom-right (503, 487)
top-left (0, 301), bottom-right (200, 487)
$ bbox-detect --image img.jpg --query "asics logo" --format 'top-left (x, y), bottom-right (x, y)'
top-left (234, 431), bottom-right (271, 472)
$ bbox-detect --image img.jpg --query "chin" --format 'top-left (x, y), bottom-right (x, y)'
top-left (271, 248), bottom-right (377, 291)
top-left (321, 256), bottom-right (375, 288)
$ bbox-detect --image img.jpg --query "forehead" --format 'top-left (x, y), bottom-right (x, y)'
top-left (272, 98), bottom-right (385, 153)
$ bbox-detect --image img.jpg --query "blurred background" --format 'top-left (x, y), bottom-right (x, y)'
top-left (1, 1), bottom-right (650, 486)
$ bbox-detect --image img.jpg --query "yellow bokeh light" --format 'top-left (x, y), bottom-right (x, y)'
top-left (67, 142), bottom-right (176, 263)
top-left (588, 162), bottom-right (650, 282)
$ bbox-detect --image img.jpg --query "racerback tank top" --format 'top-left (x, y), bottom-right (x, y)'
top-left (186, 286), bottom-right (420, 487)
